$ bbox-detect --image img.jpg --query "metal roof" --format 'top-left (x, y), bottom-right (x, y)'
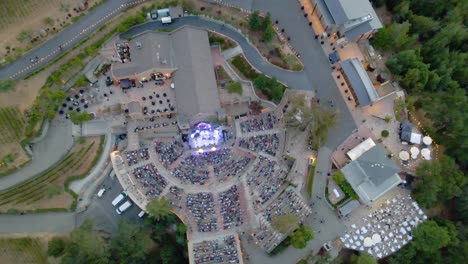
top-left (340, 57), bottom-right (379, 107)
top-left (171, 27), bottom-right (220, 118)
top-left (342, 144), bottom-right (402, 204)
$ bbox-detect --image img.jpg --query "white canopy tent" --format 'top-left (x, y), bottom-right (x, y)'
top-left (410, 133), bottom-right (422, 144)
top-left (347, 138), bottom-right (376, 160)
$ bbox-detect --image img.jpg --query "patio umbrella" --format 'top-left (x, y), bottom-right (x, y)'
top-left (399, 151), bottom-right (410, 161)
top-left (422, 136), bottom-right (432, 145)
top-left (372, 234), bottom-right (382, 244)
top-left (421, 148), bottom-right (431, 160)
top-left (364, 237), bottom-right (373, 247)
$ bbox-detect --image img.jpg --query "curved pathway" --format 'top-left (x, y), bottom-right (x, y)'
top-left (0, 119), bottom-right (73, 191)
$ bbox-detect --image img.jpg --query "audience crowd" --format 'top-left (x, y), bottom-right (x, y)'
top-left (192, 235), bottom-right (240, 264)
top-left (186, 192), bottom-right (218, 232)
top-left (154, 140), bottom-right (185, 168)
top-left (240, 112), bottom-right (278, 133)
top-left (132, 163), bottom-right (168, 198)
top-left (239, 134), bottom-right (280, 156)
top-left (218, 186), bottom-right (243, 230)
top-left (247, 156), bottom-right (288, 208)
top-left (124, 148), bottom-right (149, 166)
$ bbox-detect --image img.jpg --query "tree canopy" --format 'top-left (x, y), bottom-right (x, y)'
top-left (146, 197), bottom-right (173, 221)
top-left (289, 225), bottom-right (314, 249)
top-left (374, 0), bottom-right (468, 171)
top-left (249, 11), bottom-right (261, 31)
top-left (108, 220), bottom-right (149, 264)
top-left (69, 110), bottom-right (92, 125)
top-left (351, 252), bottom-right (377, 264)
top-left (413, 155), bottom-right (466, 208)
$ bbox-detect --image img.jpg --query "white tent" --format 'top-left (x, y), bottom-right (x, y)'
top-left (364, 237), bottom-right (373, 247)
top-left (410, 133), bottom-right (422, 144)
top-left (347, 138), bottom-right (376, 160)
top-left (422, 136), bottom-right (432, 145)
top-left (399, 151), bottom-right (410, 161)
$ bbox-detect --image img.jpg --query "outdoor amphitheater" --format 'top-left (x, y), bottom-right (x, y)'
top-left (110, 110), bottom-right (312, 263)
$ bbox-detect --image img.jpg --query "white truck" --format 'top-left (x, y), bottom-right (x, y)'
top-left (111, 191), bottom-right (127, 206)
top-left (116, 200), bottom-right (133, 215)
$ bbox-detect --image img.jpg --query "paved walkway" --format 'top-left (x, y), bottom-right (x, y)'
top-left (0, 119), bottom-right (73, 191)
top-left (0, 213), bottom-right (76, 234)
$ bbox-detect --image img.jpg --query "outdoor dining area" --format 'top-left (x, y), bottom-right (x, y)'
top-left (398, 135), bottom-right (433, 169)
top-left (340, 194), bottom-right (427, 258)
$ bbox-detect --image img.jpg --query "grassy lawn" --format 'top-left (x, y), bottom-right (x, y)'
top-left (0, 136), bottom-right (104, 213)
top-left (332, 172), bottom-right (359, 200)
top-left (226, 81), bottom-right (243, 95)
top-left (0, 237), bottom-right (49, 264)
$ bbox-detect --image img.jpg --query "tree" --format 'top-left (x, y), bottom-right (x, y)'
top-left (409, 15), bottom-right (440, 41)
top-left (60, 219), bottom-right (109, 264)
top-left (289, 225), bottom-right (314, 249)
top-left (0, 79), bottom-right (15, 93)
top-left (351, 252), bottom-right (377, 264)
top-left (271, 214), bottom-right (300, 233)
top-left (109, 220), bottom-right (148, 264)
top-left (412, 220), bottom-right (453, 254)
top-left (146, 197), bottom-right (172, 221)
top-left (413, 155), bottom-right (466, 208)
top-left (262, 23), bottom-right (275, 42)
top-left (381, 130), bottom-right (389, 137)
top-left (249, 11), bottom-right (261, 30)
top-left (47, 237), bottom-right (67, 257)
top-left (69, 110), bottom-right (92, 125)
top-left (262, 12), bottom-right (272, 30)
top-left (308, 104), bottom-right (337, 150)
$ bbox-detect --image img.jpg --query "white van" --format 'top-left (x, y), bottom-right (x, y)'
top-left (138, 210), bottom-right (145, 218)
top-left (111, 191), bottom-right (127, 206)
top-left (97, 188), bottom-right (106, 198)
top-left (116, 200), bottom-right (133, 215)
top-left (161, 16), bottom-right (172, 24)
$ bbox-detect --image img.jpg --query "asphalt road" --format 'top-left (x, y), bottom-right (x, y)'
top-left (0, 0), bottom-right (138, 80)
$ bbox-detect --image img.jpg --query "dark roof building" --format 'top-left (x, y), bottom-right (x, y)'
top-left (340, 57), bottom-right (379, 107)
top-left (309, 0), bottom-right (382, 41)
top-left (342, 139), bottom-right (402, 204)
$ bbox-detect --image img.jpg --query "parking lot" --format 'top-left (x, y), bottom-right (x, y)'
top-left (77, 174), bottom-right (145, 234)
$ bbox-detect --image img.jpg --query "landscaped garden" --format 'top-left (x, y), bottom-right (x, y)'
top-left (0, 136), bottom-right (104, 213)
top-left (230, 54), bottom-right (286, 102)
top-left (332, 171), bottom-right (359, 201)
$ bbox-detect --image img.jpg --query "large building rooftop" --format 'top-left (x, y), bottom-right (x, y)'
top-left (342, 140), bottom-right (402, 204)
top-left (111, 27), bottom-right (220, 121)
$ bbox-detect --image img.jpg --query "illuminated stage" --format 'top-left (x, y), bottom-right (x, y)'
top-left (188, 122), bottom-right (225, 149)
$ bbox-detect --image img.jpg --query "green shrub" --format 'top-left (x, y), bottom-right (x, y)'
top-left (381, 130), bottom-right (389, 137)
top-left (333, 172), bottom-right (359, 200)
top-left (47, 237), bottom-right (67, 257)
top-left (231, 55), bottom-right (259, 80)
